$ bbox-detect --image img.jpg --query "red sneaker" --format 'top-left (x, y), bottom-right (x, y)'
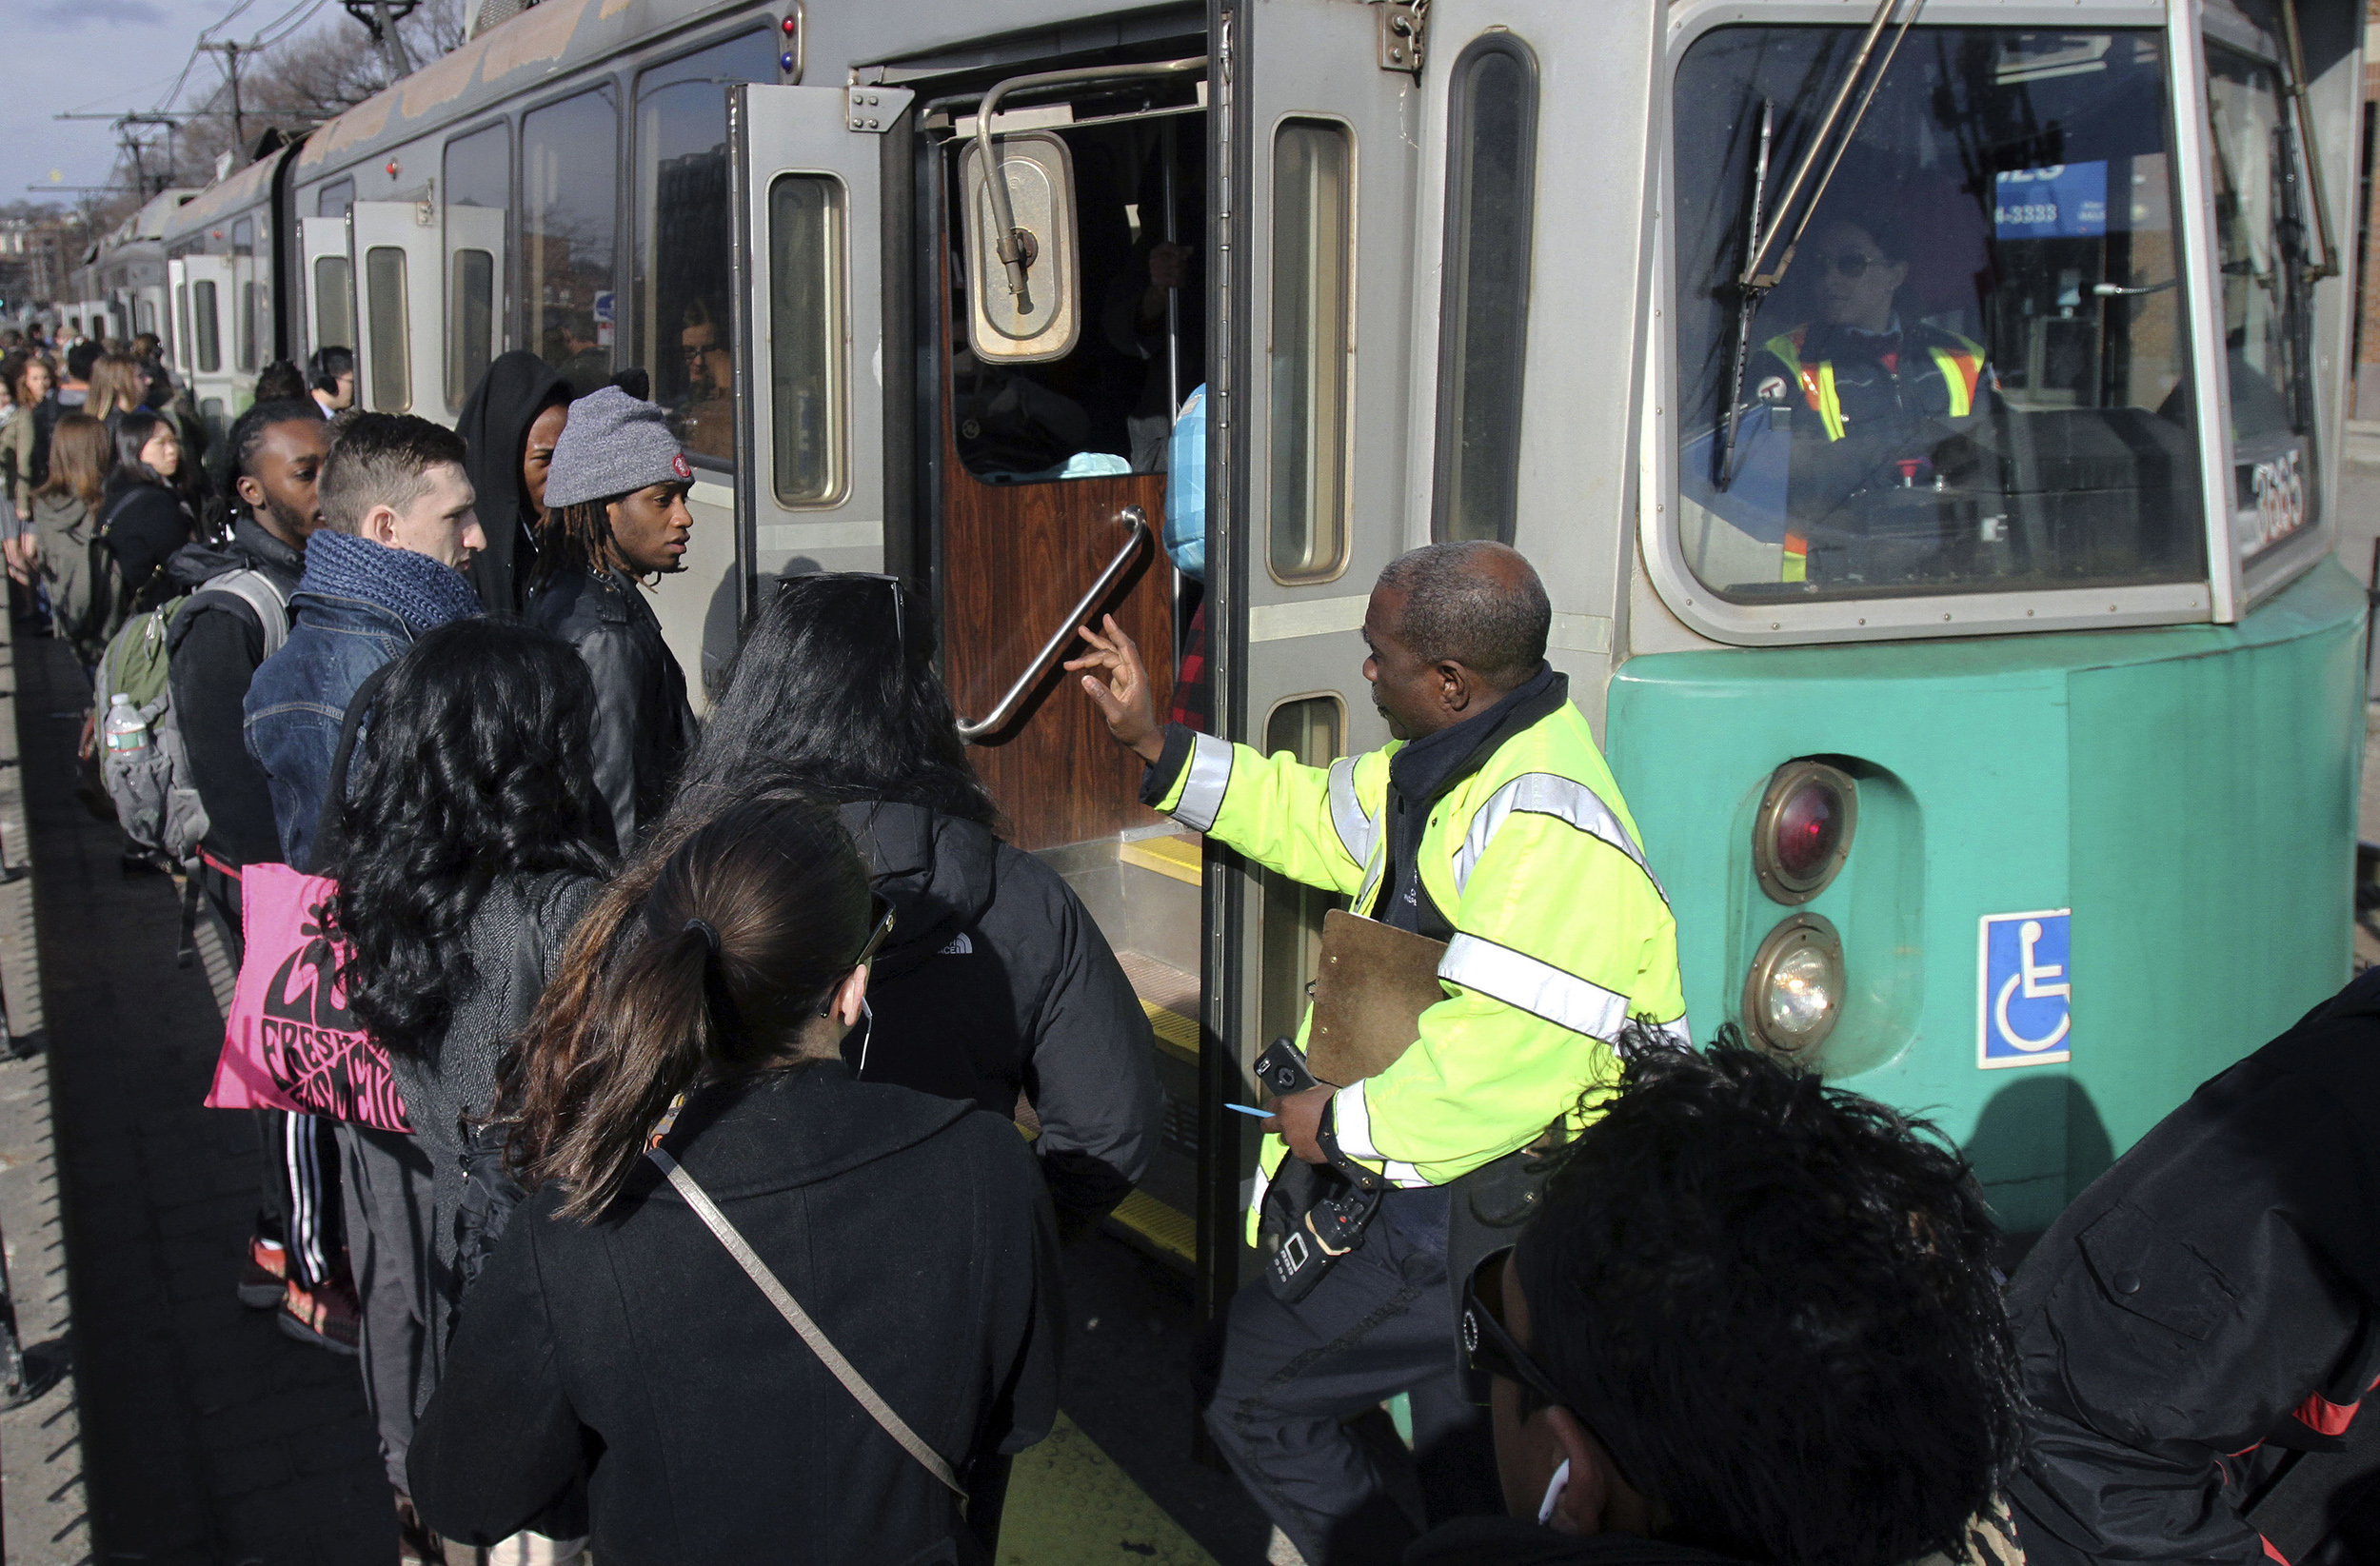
top-left (238, 1236), bottom-right (288, 1309)
top-left (277, 1275), bottom-right (361, 1357)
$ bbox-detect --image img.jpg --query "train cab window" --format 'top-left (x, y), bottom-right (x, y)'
top-left (2207, 46), bottom-right (2321, 566)
top-left (318, 179), bottom-right (355, 220)
top-left (1432, 34), bottom-right (1539, 545)
top-left (943, 108), bottom-right (1206, 485)
top-left (1673, 29), bottom-right (2206, 604)
top-left (366, 246), bottom-right (410, 412)
top-left (524, 87), bottom-right (619, 398)
top-left (768, 174), bottom-right (845, 505)
top-left (636, 29), bottom-right (776, 467)
top-left (192, 280), bottom-right (221, 373)
top-left (445, 122), bottom-right (508, 409)
top-left (314, 256), bottom-right (354, 350)
top-left (1268, 119), bottom-right (1354, 584)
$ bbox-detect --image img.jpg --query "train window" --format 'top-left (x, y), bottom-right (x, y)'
top-left (636, 29), bottom-right (776, 468)
top-left (1432, 34), bottom-right (1539, 545)
top-left (1259, 696), bottom-right (1347, 1047)
top-left (2207, 47), bottom-right (2322, 566)
top-left (314, 255), bottom-right (354, 351)
top-left (231, 218), bottom-right (253, 257)
top-left (192, 280), bottom-right (220, 373)
top-left (524, 87), bottom-right (619, 398)
top-left (240, 281), bottom-right (261, 371)
top-left (768, 174), bottom-right (845, 505)
top-left (318, 179), bottom-right (355, 221)
top-left (1267, 119), bottom-right (1354, 585)
top-left (175, 284), bottom-right (192, 373)
top-left (366, 246), bottom-right (410, 412)
top-left (445, 122), bottom-right (509, 410)
top-left (1673, 29), bottom-right (2206, 605)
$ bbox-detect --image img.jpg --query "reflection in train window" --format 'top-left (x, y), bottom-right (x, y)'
top-left (637, 29), bottom-right (774, 467)
top-left (444, 122), bottom-right (508, 409)
top-left (241, 282), bottom-right (261, 372)
top-left (942, 105), bottom-right (1205, 484)
top-left (314, 255), bottom-right (353, 350)
top-left (524, 87), bottom-right (618, 398)
top-left (318, 179), bottom-right (355, 220)
top-left (769, 174), bottom-right (845, 505)
top-left (1673, 29), bottom-right (2205, 604)
top-left (193, 280), bottom-right (220, 373)
top-left (1268, 119), bottom-right (1354, 584)
top-left (1433, 35), bottom-right (1539, 545)
top-left (366, 246), bottom-right (410, 412)
top-left (2208, 47), bottom-right (2322, 566)
top-left (449, 250), bottom-right (496, 409)
top-left (1259, 695), bottom-right (1347, 1048)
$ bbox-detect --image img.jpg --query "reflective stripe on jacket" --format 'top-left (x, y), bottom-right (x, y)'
top-left (1152, 700), bottom-right (1688, 1194)
top-left (1762, 323), bottom-right (1989, 440)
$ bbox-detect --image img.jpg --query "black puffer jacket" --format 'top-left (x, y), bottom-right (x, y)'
top-left (839, 801), bottom-right (1160, 1238)
top-left (409, 1063), bottom-right (1061, 1565)
top-left (526, 565), bottom-right (692, 854)
top-left (2008, 968), bottom-right (2380, 1566)
top-left (162, 518), bottom-right (303, 868)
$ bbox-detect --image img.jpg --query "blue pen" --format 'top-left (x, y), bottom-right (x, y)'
top-left (1225, 1102), bottom-right (1273, 1118)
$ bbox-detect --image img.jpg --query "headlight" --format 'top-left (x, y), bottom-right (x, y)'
top-left (1742, 913), bottom-right (1845, 1058)
top-left (1753, 761), bottom-right (1857, 904)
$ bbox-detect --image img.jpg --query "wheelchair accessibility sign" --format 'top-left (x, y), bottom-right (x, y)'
top-left (1978, 909), bottom-right (2072, 1068)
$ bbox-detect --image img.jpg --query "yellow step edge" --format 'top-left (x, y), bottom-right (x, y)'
top-left (1140, 999), bottom-right (1200, 1065)
top-left (1107, 1188), bottom-right (1196, 1266)
top-left (998, 1410), bottom-right (1220, 1565)
top-left (1119, 835), bottom-right (1202, 885)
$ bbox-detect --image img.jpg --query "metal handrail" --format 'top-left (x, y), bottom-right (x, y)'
top-left (956, 506), bottom-right (1150, 743)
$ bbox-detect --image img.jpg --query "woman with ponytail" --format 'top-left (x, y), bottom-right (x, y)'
top-left (409, 790), bottom-right (1061, 1564)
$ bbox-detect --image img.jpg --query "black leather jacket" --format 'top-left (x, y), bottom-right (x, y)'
top-left (526, 565), bottom-right (693, 854)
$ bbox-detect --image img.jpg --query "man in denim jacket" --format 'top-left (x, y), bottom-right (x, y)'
top-left (244, 413), bottom-right (486, 872)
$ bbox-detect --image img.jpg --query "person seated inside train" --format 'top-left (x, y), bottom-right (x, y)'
top-left (2007, 967), bottom-right (2380, 1566)
top-left (307, 347), bottom-right (355, 419)
top-left (670, 298), bottom-right (734, 464)
top-left (527, 387), bottom-right (694, 854)
top-left (667, 570), bottom-right (1162, 1240)
top-left (1414, 1030), bottom-right (2024, 1566)
top-left (458, 349), bottom-right (574, 614)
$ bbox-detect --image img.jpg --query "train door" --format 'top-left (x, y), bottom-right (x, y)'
top-left (177, 253), bottom-right (238, 451)
top-left (301, 216), bottom-right (355, 359)
top-left (349, 201), bottom-right (442, 418)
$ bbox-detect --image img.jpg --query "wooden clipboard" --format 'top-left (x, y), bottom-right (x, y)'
top-left (1305, 909), bottom-right (1449, 1088)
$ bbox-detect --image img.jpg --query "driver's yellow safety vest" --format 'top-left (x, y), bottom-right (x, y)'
top-left (1150, 703), bottom-right (1689, 1212)
top-left (1764, 327), bottom-right (1987, 441)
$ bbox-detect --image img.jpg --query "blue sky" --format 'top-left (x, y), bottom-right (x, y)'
top-left (3, 0), bottom-right (246, 210)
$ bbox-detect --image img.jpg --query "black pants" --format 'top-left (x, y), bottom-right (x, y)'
top-left (200, 856), bottom-right (344, 1288)
top-left (1203, 1185), bottom-right (1498, 1564)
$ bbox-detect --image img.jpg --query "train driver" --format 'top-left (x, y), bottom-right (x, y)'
top-left (1069, 541), bottom-right (1688, 1563)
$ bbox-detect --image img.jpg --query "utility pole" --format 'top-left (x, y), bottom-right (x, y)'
top-left (199, 40), bottom-right (247, 162)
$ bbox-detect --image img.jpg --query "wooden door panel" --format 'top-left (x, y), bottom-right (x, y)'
top-left (941, 436), bottom-right (1174, 851)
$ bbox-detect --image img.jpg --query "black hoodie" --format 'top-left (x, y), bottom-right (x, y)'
top-left (457, 349), bottom-right (571, 614)
top-left (163, 516), bottom-right (304, 868)
top-left (838, 800), bottom-right (1160, 1238)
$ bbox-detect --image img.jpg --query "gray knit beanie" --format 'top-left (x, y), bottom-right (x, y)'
top-left (543, 386), bottom-right (693, 509)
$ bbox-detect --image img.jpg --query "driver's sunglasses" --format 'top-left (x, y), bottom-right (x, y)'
top-left (1823, 250), bottom-right (1884, 279)
top-left (1461, 1246), bottom-right (1643, 1496)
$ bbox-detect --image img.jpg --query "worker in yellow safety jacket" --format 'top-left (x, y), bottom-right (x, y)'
top-left (1068, 541), bottom-right (1686, 1564)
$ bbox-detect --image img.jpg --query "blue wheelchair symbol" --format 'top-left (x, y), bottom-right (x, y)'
top-left (1978, 909), bottom-right (2071, 1068)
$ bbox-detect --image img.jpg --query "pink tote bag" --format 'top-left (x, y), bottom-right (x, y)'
top-left (205, 862), bottom-right (411, 1131)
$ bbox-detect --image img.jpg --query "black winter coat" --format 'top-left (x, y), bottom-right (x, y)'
top-left (2008, 968), bottom-right (2380, 1566)
top-left (99, 476), bottom-right (192, 605)
top-left (839, 801), bottom-right (1160, 1238)
top-left (409, 1063), bottom-right (1062, 1564)
top-left (527, 564), bottom-right (692, 854)
top-left (457, 350), bottom-right (570, 614)
top-left (162, 518), bottom-right (302, 868)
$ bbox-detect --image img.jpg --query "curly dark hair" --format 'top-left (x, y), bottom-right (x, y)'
top-left (327, 618), bottom-right (616, 1056)
top-left (1515, 1027), bottom-right (2022, 1566)
top-left (532, 498), bottom-right (631, 585)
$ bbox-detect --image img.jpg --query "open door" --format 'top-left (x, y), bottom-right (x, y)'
top-left (717, 81), bottom-right (907, 692)
top-left (301, 216), bottom-right (354, 357)
top-left (177, 253), bottom-right (240, 450)
top-left (349, 201), bottom-right (442, 417)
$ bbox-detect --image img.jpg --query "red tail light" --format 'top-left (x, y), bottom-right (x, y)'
top-left (1754, 761), bottom-right (1857, 904)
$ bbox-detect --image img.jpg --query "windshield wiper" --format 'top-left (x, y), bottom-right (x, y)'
top-left (1716, 0), bottom-right (1926, 489)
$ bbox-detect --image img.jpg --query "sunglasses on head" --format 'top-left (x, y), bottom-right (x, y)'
top-left (1462, 1245), bottom-right (1645, 1497)
top-left (852, 891), bottom-right (896, 968)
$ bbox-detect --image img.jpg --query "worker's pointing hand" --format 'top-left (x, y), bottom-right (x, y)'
top-left (1065, 614), bottom-right (1165, 764)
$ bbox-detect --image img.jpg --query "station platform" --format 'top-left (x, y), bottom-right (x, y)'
top-left (0, 614), bottom-right (1273, 1563)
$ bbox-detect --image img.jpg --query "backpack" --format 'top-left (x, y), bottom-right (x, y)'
top-left (91, 568), bottom-right (289, 862)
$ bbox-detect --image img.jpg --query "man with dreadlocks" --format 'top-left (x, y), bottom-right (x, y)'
top-left (528, 386), bottom-right (696, 853)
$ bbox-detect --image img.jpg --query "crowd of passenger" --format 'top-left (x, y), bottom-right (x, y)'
top-left (5, 311), bottom-right (2377, 1566)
